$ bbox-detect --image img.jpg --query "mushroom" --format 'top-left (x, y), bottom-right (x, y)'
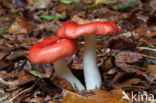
top-left (29, 37), bottom-right (85, 90)
top-left (57, 21), bottom-right (121, 90)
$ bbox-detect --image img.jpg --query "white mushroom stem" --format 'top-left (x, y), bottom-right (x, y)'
top-left (53, 59), bottom-right (85, 90)
top-left (83, 34), bottom-right (102, 90)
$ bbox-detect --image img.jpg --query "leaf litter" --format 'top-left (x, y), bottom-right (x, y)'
top-left (0, 0), bottom-right (156, 103)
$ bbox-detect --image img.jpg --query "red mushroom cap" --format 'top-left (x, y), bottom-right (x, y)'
top-left (29, 37), bottom-right (77, 64)
top-left (57, 21), bottom-right (121, 39)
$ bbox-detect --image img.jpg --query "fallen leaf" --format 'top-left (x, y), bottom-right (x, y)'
top-left (150, 0), bottom-right (156, 12)
top-left (27, 0), bottom-right (51, 9)
top-left (62, 89), bottom-right (132, 103)
top-left (0, 60), bottom-right (9, 70)
top-left (24, 97), bottom-right (45, 103)
top-left (146, 32), bottom-right (156, 38)
top-left (115, 51), bottom-right (144, 65)
top-left (8, 18), bottom-right (33, 35)
top-left (146, 65), bottom-right (156, 81)
top-left (71, 15), bottom-right (107, 24)
top-left (108, 38), bottom-right (136, 50)
top-left (5, 50), bottom-right (27, 60)
top-left (14, 0), bottom-right (27, 8)
top-left (52, 77), bottom-right (76, 92)
top-left (114, 78), bottom-right (141, 88)
top-left (0, 52), bottom-right (7, 60)
top-left (142, 39), bottom-right (156, 47)
top-left (115, 51), bottom-right (148, 80)
top-left (0, 71), bottom-right (37, 87)
top-left (147, 15), bottom-right (156, 28)
top-left (11, 85), bottom-right (36, 103)
top-left (32, 64), bottom-right (54, 78)
top-left (26, 0), bottom-right (34, 5)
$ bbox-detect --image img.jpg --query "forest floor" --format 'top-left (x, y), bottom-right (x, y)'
top-left (0, 0), bottom-right (156, 103)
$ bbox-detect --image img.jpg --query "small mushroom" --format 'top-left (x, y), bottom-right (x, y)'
top-left (29, 37), bottom-right (85, 90)
top-left (57, 21), bottom-right (121, 90)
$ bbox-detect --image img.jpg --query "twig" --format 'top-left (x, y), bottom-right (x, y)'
top-left (142, 54), bottom-right (156, 60)
top-left (137, 47), bottom-right (156, 52)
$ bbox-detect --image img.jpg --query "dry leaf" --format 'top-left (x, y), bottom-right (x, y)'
top-left (62, 89), bottom-right (131, 103)
top-left (24, 97), bottom-right (45, 103)
top-left (146, 32), bottom-right (156, 38)
top-left (146, 65), bottom-right (156, 81)
top-left (27, 0), bottom-right (51, 9)
top-left (108, 38), bottom-right (136, 50)
top-left (150, 0), bottom-right (156, 12)
top-left (115, 51), bottom-right (144, 70)
top-left (114, 78), bottom-right (141, 88)
top-left (8, 18), bottom-right (33, 35)
top-left (52, 77), bottom-right (76, 92)
top-left (0, 52), bottom-right (7, 60)
top-left (95, 0), bottom-right (104, 5)
top-left (115, 51), bottom-right (144, 65)
top-left (0, 60), bottom-right (9, 70)
top-left (115, 51), bottom-right (149, 80)
top-left (5, 50), bottom-right (27, 60)
top-left (71, 15), bottom-right (107, 24)
top-left (142, 39), bottom-right (156, 47)
top-left (27, 0), bottom-right (34, 5)
top-left (0, 71), bottom-right (37, 87)
top-left (25, 96), bottom-right (59, 103)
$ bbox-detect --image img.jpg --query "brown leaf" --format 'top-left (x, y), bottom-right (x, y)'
top-left (25, 97), bottom-right (45, 103)
top-left (15, 71), bottom-right (37, 85)
top-left (147, 15), bottom-right (156, 31)
top-left (150, 0), bottom-right (156, 11)
top-left (27, 0), bottom-right (51, 9)
top-left (0, 52), bottom-right (7, 60)
top-left (36, 64), bottom-right (54, 78)
top-left (146, 32), bottom-right (156, 38)
top-left (8, 18), bottom-right (33, 35)
top-left (108, 38), bottom-right (136, 50)
top-left (27, 0), bottom-right (34, 5)
top-left (114, 78), bottom-right (141, 88)
top-left (71, 15), bottom-right (107, 24)
top-left (0, 60), bottom-right (9, 70)
top-left (13, 86), bottom-right (36, 103)
top-left (25, 96), bottom-right (60, 103)
top-left (5, 50), bottom-right (27, 60)
top-left (0, 16), bottom-right (13, 29)
top-left (62, 89), bottom-right (131, 103)
top-left (0, 71), bottom-right (37, 87)
top-left (52, 77), bottom-right (76, 92)
top-left (142, 39), bottom-right (156, 47)
top-left (146, 65), bottom-right (156, 81)
top-left (115, 51), bottom-right (148, 80)
top-left (115, 51), bottom-right (144, 65)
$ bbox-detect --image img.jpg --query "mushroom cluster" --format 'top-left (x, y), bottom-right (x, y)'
top-left (57, 21), bottom-right (120, 90)
top-left (29, 37), bottom-right (85, 90)
top-left (29, 21), bottom-right (120, 90)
